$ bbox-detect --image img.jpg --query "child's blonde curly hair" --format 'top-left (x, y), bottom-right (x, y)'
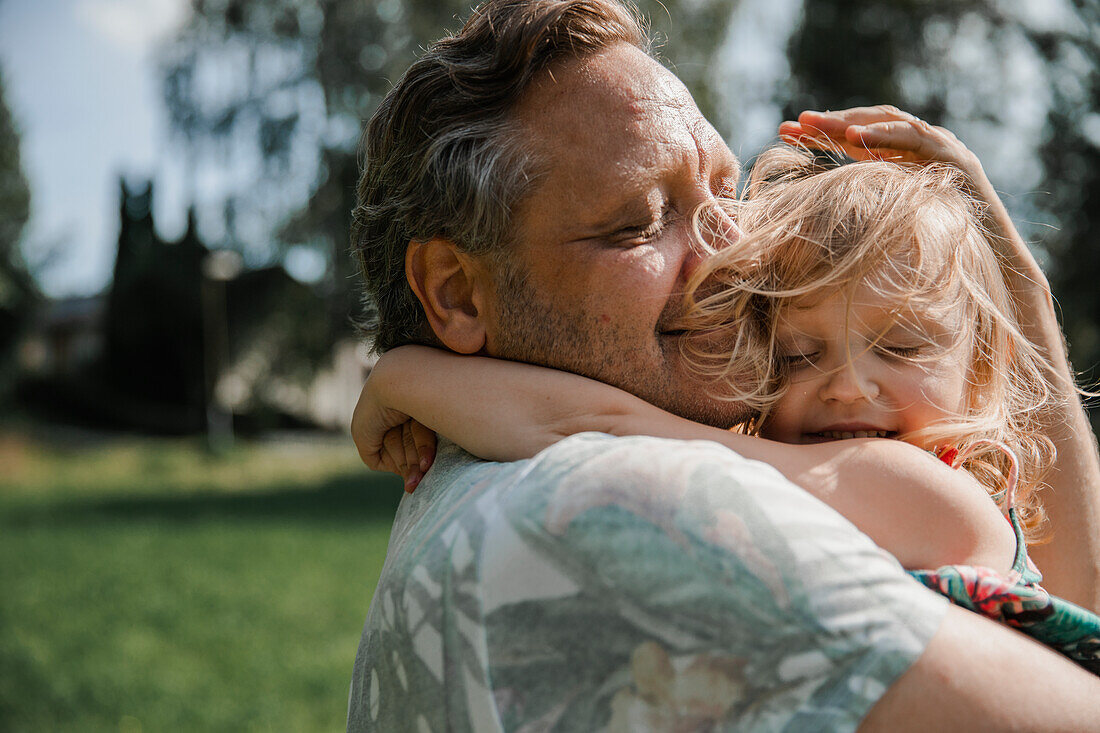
top-left (680, 146), bottom-right (1060, 542)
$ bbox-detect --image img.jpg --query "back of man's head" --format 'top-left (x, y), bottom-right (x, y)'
top-left (352, 0), bottom-right (649, 352)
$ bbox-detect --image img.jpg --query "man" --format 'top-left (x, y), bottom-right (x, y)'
top-left (346, 0), bottom-right (1100, 730)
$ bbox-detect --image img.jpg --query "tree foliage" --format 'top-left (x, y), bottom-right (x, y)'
top-left (1028, 2), bottom-right (1100, 386)
top-left (0, 63), bottom-right (35, 399)
top-left (101, 180), bottom-right (206, 428)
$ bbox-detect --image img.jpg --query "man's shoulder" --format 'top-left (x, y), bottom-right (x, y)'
top-left (427, 431), bottom-right (779, 501)
top-left (496, 432), bottom-right (832, 525)
top-left (535, 430), bottom-right (739, 462)
top-left (421, 431), bottom-right (854, 545)
top-left (482, 431), bottom-right (790, 492)
top-left (538, 429), bottom-right (745, 459)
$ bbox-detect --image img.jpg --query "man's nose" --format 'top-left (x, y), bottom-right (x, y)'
top-left (695, 199), bottom-right (741, 254)
top-left (711, 196), bottom-right (741, 242)
top-left (818, 356), bottom-right (879, 405)
top-left (681, 200), bottom-right (741, 281)
top-left (680, 237), bottom-right (708, 283)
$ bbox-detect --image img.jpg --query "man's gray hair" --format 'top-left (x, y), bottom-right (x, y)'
top-left (351, 0), bottom-right (649, 352)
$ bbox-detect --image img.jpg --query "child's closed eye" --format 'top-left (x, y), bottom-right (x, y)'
top-left (878, 343), bottom-right (923, 359)
top-left (778, 351), bottom-right (820, 370)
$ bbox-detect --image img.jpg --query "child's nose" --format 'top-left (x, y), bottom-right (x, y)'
top-left (818, 359), bottom-right (879, 405)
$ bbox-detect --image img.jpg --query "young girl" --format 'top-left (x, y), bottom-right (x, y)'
top-left (684, 145), bottom-right (1054, 542)
top-left (353, 127), bottom-right (1100, 672)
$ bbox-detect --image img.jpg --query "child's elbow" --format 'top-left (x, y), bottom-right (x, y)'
top-left (870, 441), bottom-right (1018, 574)
top-left (924, 513), bottom-right (1017, 575)
top-left (915, 484), bottom-right (1018, 575)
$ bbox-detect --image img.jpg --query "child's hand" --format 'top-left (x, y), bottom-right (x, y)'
top-left (351, 369), bottom-right (436, 493)
top-left (779, 105), bottom-right (983, 180)
top-left (378, 419), bottom-right (437, 493)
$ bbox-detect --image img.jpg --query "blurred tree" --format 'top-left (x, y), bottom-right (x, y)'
top-left (1026, 3), bottom-right (1100, 395)
top-left (160, 0), bottom-right (737, 343)
top-left (101, 179), bottom-right (207, 430)
top-left (782, 0), bottom-right (1059, 152)
top-left (0, 63), bottom-right (36, 402)
top-left (93, 177), bottom-right (333, 433)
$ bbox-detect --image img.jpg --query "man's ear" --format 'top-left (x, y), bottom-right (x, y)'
top-left (406, 238), bottom-right (491, 354)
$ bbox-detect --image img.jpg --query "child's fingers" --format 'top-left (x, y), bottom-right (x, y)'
top-left (846, 120), bottom-right (960, 161)
top-left (409, 420), bottom-right (437, 473)
top-left (779, 124), bottom-right (875, 162)
top-left (780, 119), bottom-right (882, 161)
top-left (382, 425), bottom-right (408, 475)
top-left (794, 105), bottom-right (918, 137)
top-left (783, 106), bottom-right (982, 164)
top-left (361, 447), bottom-right (390, 475)
top-left (779, 106), bottom-right (915, 151)
top-left (401, 424), bottom-right (422, 492)
top-left (374, 450), bottom-right (400, 477)
top-left (781, 106), bottom-right (946, 163)
top-left (367, 434), bottom-right (400, 477)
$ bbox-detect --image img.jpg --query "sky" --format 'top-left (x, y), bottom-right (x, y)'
top-left (0, 0), bottom-right (190, 297)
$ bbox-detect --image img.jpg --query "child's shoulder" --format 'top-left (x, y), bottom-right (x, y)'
top-left (845, 439), bottom-right (1018, 573)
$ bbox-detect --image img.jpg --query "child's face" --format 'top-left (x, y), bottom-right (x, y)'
top-left (759, 284), bottom-right (971, 448)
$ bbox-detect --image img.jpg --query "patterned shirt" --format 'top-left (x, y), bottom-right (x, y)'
top-left (347, 433), bottom-right (948, 732)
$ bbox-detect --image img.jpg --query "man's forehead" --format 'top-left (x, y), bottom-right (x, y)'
top-left (518, 46), bottom-right (698, 144)
top-left (513, 44), bottom-right (724, 214)
top-left (524, 43), bottom-right (690, 105)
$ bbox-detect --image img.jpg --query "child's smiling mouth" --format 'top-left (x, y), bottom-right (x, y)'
top-left (811, 430), bottom-right (895, 440)
top-left (801, 426), bottom-right (899, 442)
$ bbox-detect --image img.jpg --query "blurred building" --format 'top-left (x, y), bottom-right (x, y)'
top-left (19, 294), bottom-right (105, 378)
top-left (17, 177), bottom-right (371, 433)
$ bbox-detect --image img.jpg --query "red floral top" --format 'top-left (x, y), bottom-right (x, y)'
top-left (909, 444), bottom-right (1100, 675)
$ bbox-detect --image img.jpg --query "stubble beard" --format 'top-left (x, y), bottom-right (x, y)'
top-left (490, 260), bottom-right (748, 429)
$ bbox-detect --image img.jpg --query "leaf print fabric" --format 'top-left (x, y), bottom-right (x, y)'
top-left (347, 433), bottom-right (948, 732)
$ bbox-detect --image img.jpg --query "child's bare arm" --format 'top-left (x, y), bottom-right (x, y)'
top-left (782, 106), bottom-right (1100, 610)
top-left (353, 345), bottom-right (649, 486)
top-left (353, 345), bottom-right (1015, 574)
top-left (353, 345), bottom-right (632, 466)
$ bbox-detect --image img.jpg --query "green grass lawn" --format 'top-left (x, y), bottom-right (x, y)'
top-left (0, 428), bottom-right (405, 732)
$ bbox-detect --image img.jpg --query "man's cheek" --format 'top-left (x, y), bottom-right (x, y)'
top-left (634, 248), bottom-right (674, 285)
